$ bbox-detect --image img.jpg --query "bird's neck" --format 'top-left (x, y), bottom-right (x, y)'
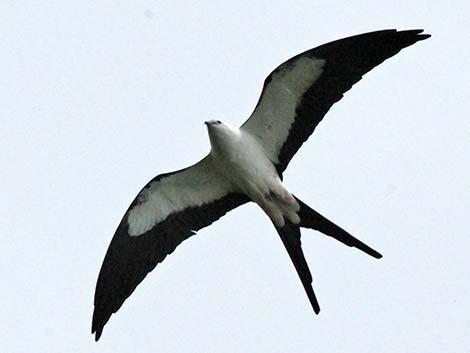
top-left (208, 125), bottom-right (241, 156)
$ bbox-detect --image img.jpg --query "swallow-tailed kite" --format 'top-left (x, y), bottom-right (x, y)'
top-left (92, 29), bottom-right (430, 340)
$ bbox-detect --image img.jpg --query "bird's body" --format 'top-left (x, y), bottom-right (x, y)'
top-left (207, 120), bottom-right (298, 227)
top-left (92, 29), bottom-right (430, 341)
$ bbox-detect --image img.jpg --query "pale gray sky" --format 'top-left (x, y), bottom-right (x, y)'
top-left (2, 1), bottom-right (469, 352)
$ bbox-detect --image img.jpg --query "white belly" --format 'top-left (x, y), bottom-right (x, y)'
top-left (211, 129), bottom-right (278, 198)
top-left (209, 126), bottom-right (299, 227)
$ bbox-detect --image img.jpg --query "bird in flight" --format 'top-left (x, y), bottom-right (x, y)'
top-left (92, 29), bottom-right (430, 341)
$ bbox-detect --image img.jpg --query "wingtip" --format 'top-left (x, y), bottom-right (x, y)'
top-left (374, 251), bottom-right (383, 259)
top-left (402, 28), bottom-right (431, 41)
top-left (415, 30), bottom-right (431, 41)
top-left (368, 248), bottom-right (383, 259)
top-left (91, 316), bottom-right (103, 342)
top-left (93, 328), bottom-right (103, 342)
top-left (420, 34), bottom-right (432, 41)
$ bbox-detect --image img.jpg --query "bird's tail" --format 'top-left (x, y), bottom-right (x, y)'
top-left (294, 196), bottom-right (382, 259)
top-left (274, 220), bottom-right (320, 314)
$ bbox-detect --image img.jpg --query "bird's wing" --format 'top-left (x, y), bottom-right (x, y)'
top-left (92, 156), bottom-right (249, 340)
top-left (241, 29), bottom-right (430, 174)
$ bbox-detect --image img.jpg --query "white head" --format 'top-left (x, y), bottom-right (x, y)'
top-left (204, 119), bottom-right (223, 127)
top-left (204, 120), bottom-right (238, 153)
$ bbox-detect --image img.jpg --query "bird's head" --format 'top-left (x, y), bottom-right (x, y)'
top-left (204, 119), bottom-right (223, 127)
top-left (204, 120), bottom-right (238, 152)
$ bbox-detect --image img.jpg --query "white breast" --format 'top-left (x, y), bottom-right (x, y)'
top-left (208, 123), bottom-right (280, 201)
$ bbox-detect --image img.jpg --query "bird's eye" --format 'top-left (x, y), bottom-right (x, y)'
top-left (216, 120), bottom-right (221, 124)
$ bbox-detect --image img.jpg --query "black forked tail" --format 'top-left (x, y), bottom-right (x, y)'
top-left (275, 220), bottom-right (320, 315)
top-left (295, 197), bottom-right (382, 259)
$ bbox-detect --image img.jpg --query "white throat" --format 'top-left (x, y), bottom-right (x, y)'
top-left (206, 120), bottom-right (240, 156)
top-left (205, 120), bottom-right (299, 227)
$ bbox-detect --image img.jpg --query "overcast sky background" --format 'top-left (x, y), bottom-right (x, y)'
top-left (2, 1), bottom-right (469, 352)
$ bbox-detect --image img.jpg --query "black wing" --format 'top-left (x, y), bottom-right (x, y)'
top-left (242, 29), bottom-right (430, 174)
top-left (92, 158), bottom-right (249, 340)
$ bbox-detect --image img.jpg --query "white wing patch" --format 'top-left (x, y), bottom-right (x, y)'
top-left (127, 157), bottom-right (232, 236)
top-left (242, 56), bottom-right (325, 164)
